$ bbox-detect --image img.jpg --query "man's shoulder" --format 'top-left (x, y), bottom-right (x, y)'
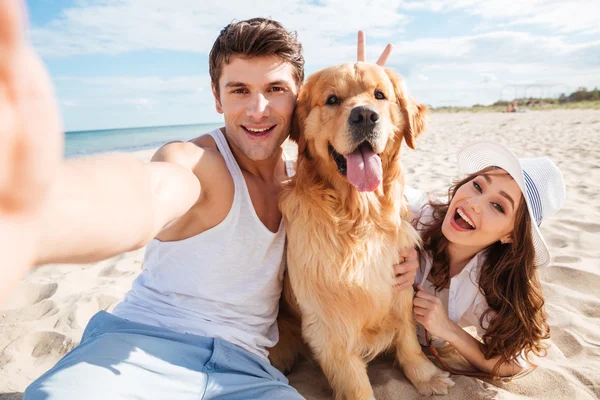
top-left (151, 132), bottom-right (225, 173)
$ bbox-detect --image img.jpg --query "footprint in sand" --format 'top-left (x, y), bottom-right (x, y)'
top-left (97, 254), bottom-right (142, 277)
top-left (550, 328), bottom-right (585, 359)
top-left (0, 392), bottom-right (23, 400)
top-left (557, 208), bottom-right (578, 217)
top-left (566, 366), bottom-right (600, 399)
top-left (546, 296), bottom-right (600, 321)
top-left (2, 282), bottom-right (58, 310)
top-left (54, 294), bottom-right (119, 331)
top-left (576, 298), bottom-right (600, 319)
top-left (554, 255), bottom-right (582, 264)
top-left (543, 266), bottom-right (600, 293)
top-left (561, 220), bottom-right (600, 233)
top-left (0, 300), bottom-right (58, 324)
top-left (31, 332), bottom-right (77, 358)
top-left (0, 331), bottom-right (77, 367)
top-left (98, 264), bottom-right (122, 278)
top-left (547, 234), bottom-right (570, 249)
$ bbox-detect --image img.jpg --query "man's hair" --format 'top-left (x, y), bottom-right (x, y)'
top-left (209, 18), bottom-right (305, 95)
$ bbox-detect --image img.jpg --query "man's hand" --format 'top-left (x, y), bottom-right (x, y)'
top-left (356, 30), bottom-right (393, 66)
top-left (0, 0), bottom-right (63, 214)
top-left (393, 248), bottom-right (418, 292)
top-left (0, 0), bottom-right (64, 304)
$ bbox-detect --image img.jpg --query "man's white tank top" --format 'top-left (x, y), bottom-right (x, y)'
top-left (112, 128), bottom-right (290, 361)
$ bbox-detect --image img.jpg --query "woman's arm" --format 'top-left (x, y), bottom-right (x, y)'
top-left (414, 285), bottom-right (524, 377)
top-left (444, 321), bottom-right (524, 377)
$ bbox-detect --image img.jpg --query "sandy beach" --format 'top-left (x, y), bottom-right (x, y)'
top-left (1, 110), bottom-right (599, 399)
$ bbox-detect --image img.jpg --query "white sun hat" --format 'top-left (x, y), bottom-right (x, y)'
top-left (456, 139), bottom-right (566, 268)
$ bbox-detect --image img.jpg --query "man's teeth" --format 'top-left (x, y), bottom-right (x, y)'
top-left (246, 127), bottom-right (270, 133)
top-left (457, 208), bottom-right (475, 229)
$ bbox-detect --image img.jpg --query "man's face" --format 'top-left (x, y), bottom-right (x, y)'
top-left (213, 55), bottom-right (299, 161)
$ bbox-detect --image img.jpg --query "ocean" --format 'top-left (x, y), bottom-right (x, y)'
top-left (65, 122), bottom-right (223, 158)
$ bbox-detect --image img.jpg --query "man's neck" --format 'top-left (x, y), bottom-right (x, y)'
top-left (225, 136), bottom-right (286, 184)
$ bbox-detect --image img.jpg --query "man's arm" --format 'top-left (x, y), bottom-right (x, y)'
top-left (34, 142), bottom-right (202, 266)
top-left (0, 0), bottom-right (203, 307)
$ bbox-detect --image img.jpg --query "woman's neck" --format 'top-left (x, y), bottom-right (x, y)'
top-left (446, 242), bottom-right (482, 278)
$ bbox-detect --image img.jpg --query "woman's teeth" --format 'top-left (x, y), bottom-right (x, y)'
top-left (457, 208), bottom-right (475, 229)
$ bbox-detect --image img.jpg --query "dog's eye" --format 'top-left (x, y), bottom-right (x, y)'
top-left (374, 90), bottom-right (386, 100)
top-left (326, 95), bottom-right (340, 105)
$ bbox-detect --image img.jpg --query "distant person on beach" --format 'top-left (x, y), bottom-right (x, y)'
top-left (1, 2), bottom-right (411, 398)
top-left (504, 100), bottom-right (520, 113)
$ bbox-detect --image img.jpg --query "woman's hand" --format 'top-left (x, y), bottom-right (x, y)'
top-left (413, 284), bottom-right (456, 342)
top-left (393, 248), bottom-right (418, 292)
top-left (356, 30), bottom-right (393, 66)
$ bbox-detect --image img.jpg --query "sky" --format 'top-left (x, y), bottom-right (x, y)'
top-left (27, 0), bottom-right (600, 131)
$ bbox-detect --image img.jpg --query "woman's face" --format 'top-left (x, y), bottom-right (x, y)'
top-left (442, 170), bottom-right (523, 251)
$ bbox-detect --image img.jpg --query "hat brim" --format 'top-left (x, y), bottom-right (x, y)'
top-left (456, 140), bottom-right (551, 267)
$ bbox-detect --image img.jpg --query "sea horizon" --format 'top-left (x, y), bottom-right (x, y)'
top-left (65, 121), bottom-right (224, 158)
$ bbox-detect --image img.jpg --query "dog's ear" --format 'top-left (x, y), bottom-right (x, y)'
top-left (291, 76), bottom-right (315, 156)
top-left (385, 68), bottom-right (427, 150)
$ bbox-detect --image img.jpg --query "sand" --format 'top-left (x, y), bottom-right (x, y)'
top-left (1, 110), bottom-right (599, 399)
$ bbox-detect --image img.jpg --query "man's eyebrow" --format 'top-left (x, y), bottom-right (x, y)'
top-left (225, 82), bottom-right (247, 88)
top-left (268, 80), bottom-right (292, 86)
top-left (225, 80), bottom-right (292, 88)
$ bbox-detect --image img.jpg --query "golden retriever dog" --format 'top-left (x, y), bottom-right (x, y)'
top-left (269, 63), bottom-right (455, 399)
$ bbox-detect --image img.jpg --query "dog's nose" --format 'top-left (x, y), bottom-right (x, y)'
top-left (349, 106), bottom-right (379, 127)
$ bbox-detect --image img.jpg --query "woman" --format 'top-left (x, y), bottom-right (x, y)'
top-left (402, 139), bottom-right (566, 379)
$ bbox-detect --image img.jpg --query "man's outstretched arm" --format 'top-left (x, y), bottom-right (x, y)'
top-left (0, 0), bottom-right (200, 306)
top-left (34, 149), bottom-right (201, 266)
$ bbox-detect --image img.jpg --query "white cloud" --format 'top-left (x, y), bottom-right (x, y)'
top-left (389, 31), bottom-right (600, 68)
top-left (121, 97), bottom-right (154, 108)
top-left (52, 73), bottom-right (222, 130)
top-left (402, 0), bottom-right (600, 34)
top-left (480, 73), bottom-right (497, 84)
top-left (56, 75), bottom-right (211, 95)
top-left (30, 0), bottom-right (408, 64)
top-left (53, 75), bottom-right (218, 113)
top-left (30, 0), bottom-right (599, 129)
top-left (387, 31), bottom-right (600, 106)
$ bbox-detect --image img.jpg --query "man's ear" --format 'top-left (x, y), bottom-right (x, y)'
top-left (211, 83), bottom-right (223, 114)
top-left (385, 68), bottom-right (427, 150)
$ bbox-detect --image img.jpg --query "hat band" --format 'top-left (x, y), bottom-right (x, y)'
top-left (523, 170), bottom-right (543, 227)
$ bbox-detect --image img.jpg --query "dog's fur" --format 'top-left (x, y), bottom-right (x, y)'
top-left (269, 63), bottom-right (454, 399)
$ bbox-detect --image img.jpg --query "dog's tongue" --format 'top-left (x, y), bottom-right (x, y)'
top-left (344, 144), bottom-right (382, 192)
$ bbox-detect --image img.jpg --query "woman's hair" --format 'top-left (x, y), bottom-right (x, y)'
top-left (421, 166), bottom-right (550, 376)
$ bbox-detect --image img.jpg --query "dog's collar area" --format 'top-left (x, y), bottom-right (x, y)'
top-left (328, 143), bottom-right (347, 176)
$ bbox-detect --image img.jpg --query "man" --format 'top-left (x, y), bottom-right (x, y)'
top-left (0, 2), bottom-right (416, 398)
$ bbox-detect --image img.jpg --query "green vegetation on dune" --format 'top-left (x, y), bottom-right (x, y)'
top-left (431, 87), bottom-right (600, 113)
